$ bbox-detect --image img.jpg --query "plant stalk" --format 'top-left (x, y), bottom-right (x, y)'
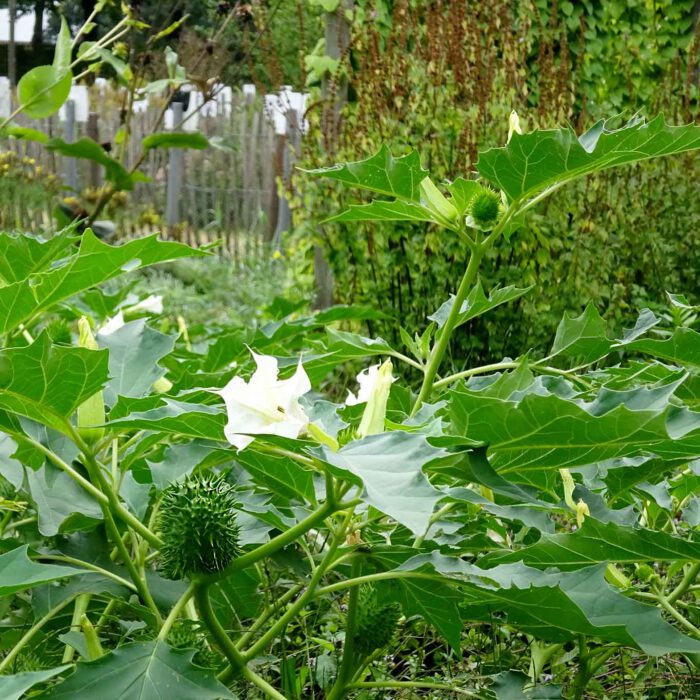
top-left (195, 583), bottom-right (288, 700)
top-left (411, 245), bottom-right (483, 416)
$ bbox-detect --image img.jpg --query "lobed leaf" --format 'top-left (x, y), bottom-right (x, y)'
top-left (477, 115), bottom-right (700, 203)
top-left (303, 145), bottom-right (428, 202)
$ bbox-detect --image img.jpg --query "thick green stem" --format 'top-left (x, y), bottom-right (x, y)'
top-left (326, 559), bottom-right (362, 700)
top-left (62, 594), bottom-right (91, 663)
top-left (101, 505), bottom-right (162, 626)
top-left (195, 583), bottom-right (288, 700)
top-left (654, 587), bottom-right (700, 637)
top-left (70, 429), bottom-right (163, 548)
top-left (347, 680), bottom-right (478, 697)
top-left (239, 513), bottom-right (353, 663)
top-left (573, 634), bottom-right (589, 700)
top-left (667, 562), bottom-right (700, 604)
top-left (158, 583), bottom-right (195, 642)
top-left (411, 246), bottom-right (483, 416)
top-left (203, 498), bottom-right (339, 583)
top-left (195, 583), bottom-right (247, 675)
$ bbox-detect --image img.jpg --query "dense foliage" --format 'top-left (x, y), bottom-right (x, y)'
top-left (292, 0), bottom-right (700, 364)
top-left (0, 113), bottom-right (699, 700)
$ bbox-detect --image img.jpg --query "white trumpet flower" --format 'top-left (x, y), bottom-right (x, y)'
top-left (346, 361), bottom-right (396, 406)
top-left (219, 352), bottom-right (311, 450)
top-left (128, 294), bottom-right (164, 315)
top-left (347, 359), bottom-right (395, 438)
top-left (97, 310), bottom-right (125, 336)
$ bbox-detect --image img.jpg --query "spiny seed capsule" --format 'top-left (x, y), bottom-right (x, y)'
top-left (168, 620), bottom-right (222, 668)
top-left (46, 319), bottom-right (73, 345)
top-left (353, 585), bottom-right (401, 655)
top-left (469, 188), bottom-right (501, 229)
top-left (157, 474), bottom-right (240, 580)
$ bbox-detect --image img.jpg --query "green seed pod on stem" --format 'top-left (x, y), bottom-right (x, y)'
top-left (353, 585), bottom-right (401, 655)
top-left (467, 188), bottom-right (501, 230)
top-left (157, 474), bottom-right (241, 580)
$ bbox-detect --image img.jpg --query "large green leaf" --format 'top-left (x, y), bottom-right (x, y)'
top-left (46, 138), bottom-right (138, 191)
top-left (319, 432), bottom-right (446, 535)
top-left (389, 576), bottom-right (463, 652)
top-left (325, 200), bottom-right (438, 224)
top-left (0, 667), bottom-right (70, 700)
top-left (400, 554), bottom-right (700, 655)
top-left (0, 231), bottom-right (206, 335)
top-left (448, 374), bottom-right (700, 476)
top-left (0, 546), bottom-right (86, 596)
top-left (0, 229), bottom-right (79, 285)
top-left (428, 282), bottom-right (533, 330)
top-left (476, 115), bottom-right (700, 203)
top-left (18, 65), bottom-right (72, 119)
top-left (235, 449), bottom-right (315, 503)
top-left (109, 396), bottom-right (226, 440)
top-left (303, 145), bottom-right (428, 201)
top-left (27, 462), bottom-right (103, 536)
top-left (480, 519), bottom-right (700, 569)
top-left (39, 641), bottom-right (236, 700)
top-left (620, 327), bottom-right (700, 369)
top-left (548, 303), bottom-right (612, 364)
top-left (98, 320), bottom-right (175, 404)
top-left (325, 328), bottom-right (395, 359)
top-left (0, 334), bottom-right (109, 434)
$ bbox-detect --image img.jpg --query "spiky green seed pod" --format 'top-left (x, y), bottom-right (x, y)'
top-left (468, 188), bottom-right (501, 230)
top-left (46, 319), bottom-right (73, 345)
top-left (2, 651), bottom-right (47, 674)
top-left (168, 620), bottom-right (221, 668)
top-left (157, 474), bottom-right (241, 580)
top-left (353, 585), bottom-right (401, 655)
top-left (168, 620), bottom-right (201, 650)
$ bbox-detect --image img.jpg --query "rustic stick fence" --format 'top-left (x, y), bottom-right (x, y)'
top-left (1, 81), bottom-right (300, 260)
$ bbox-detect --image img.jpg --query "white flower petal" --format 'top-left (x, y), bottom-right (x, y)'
top-left (218, 352), bottom-right (311, 450)
top-left (130, 294), bottom-right (163, 314)
top-left (346, 363), bottom-right (380, 405)
top-left (98, 311), bottom-right (125, 336)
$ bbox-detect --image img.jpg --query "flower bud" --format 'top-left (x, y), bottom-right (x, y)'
top-left (420, 177), bottom-right (458, 225)
top-left (357, 359), bottom-right (393, 438)
top-left (76, 317), bottom-right (105, 444)
top-left (80, 613), bottom-right (104, 660)
top-left (152, 376), bottom-right (173, 394)
top-left (507, 110), bottom-right (522, 143)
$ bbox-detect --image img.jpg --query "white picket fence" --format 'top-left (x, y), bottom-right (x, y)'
top-left (0, 78), bottom-right (305, 257)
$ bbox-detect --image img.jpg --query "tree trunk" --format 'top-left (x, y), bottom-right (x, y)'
top-left (32, 0), bottom-right (46, 52)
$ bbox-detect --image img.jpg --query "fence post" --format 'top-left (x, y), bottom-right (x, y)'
top-left (8, 0), bottom-right (17, 94)
top-left (273, 108), bottom-right (301, 246)
top-left (86, 112), bottom-right (101, 187)
top-left (313, 1), bottom-right (352, 309)
top-left (63, 100), bottom-right (78, 192)
top-left (166, 102), bottom-right (184, 231)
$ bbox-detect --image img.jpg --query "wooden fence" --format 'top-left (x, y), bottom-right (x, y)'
top-left (1, 82), bottom-right (302, 259)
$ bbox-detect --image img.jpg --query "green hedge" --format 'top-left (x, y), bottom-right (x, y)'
top-left (289, 0), bottom-right (699, 367)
